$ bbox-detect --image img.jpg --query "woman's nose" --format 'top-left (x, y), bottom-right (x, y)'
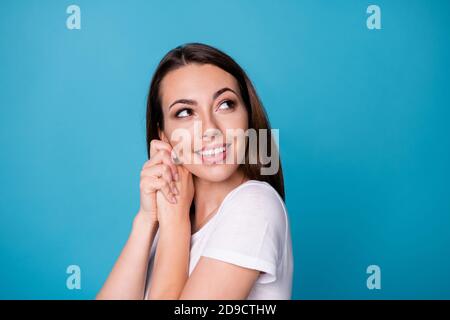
top-left (202, 128), bottom-right (221, 141)
top-left (201, 114), bottom-right (222, 141)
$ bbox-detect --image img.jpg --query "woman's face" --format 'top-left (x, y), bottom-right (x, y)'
top-left (159, 63), bottom-right (249, 182)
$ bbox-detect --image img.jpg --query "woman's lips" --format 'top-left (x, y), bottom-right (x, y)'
top-left (194, 143), bottom-right (231, 164)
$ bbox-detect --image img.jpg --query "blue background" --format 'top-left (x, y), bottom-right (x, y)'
top-left (1, 0), bottom-right (449, 299)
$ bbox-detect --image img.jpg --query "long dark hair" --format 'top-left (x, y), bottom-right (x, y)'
top-left (146, 43), bottom-right (285, 200)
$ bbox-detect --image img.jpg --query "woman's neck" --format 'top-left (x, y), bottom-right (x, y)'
top-left (191, 168), bottom-right (248, 233)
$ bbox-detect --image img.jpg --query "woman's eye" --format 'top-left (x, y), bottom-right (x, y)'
top-left (175, 108), bottom-right (192, 118)
top-left (218, 100), bottom-right (235, 111)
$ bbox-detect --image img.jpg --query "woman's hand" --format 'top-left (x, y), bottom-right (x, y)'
top-left (156, 164), bottom-right (194, 229)
top-left (138, 139), bottom-right (180, 224)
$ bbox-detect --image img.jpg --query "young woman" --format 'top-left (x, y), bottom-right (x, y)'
top-left (96, 43), bottom-right (293, 300)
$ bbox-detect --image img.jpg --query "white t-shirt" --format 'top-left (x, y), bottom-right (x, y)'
top-left (144, 179), bottom-right (294, 299)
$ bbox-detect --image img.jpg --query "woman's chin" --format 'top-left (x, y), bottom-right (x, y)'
top-left (184, 163), bottom-right (239, 182)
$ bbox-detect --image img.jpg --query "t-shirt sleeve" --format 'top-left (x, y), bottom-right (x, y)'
top-left (201, 182), bottom-right (287, 284)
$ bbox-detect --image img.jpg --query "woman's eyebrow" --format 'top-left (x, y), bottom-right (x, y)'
top-left (168, 87), bottom-right (238, 110)
top-left (212, 87), bottom-right (237, 100)
top-left (169, 99), bottom-right (196, 110)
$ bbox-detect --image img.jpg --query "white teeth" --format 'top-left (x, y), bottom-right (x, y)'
top-left (199, 146), bottom-right (226, 157)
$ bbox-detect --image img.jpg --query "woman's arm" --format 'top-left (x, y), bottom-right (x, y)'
top-left (97, 139), bottom-right (180, 300)
top-left (146, 216), bottom-right (191, 299)
top-left (179, 257), bottom-right (260, 299)
top-left (96, 212), bottom-right (158, 300)
top-left (145, 169), bottom-right (261, 299)
top-left (148, 219), bottom-right (261, 301)
top-left (146, 164), bottom-right (194, 300)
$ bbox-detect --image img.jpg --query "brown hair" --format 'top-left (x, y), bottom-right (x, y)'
top-left (146, 43), bottom-right (285, 200)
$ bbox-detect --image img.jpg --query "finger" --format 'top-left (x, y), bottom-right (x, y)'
top-left (149, 139), bottom-right (173, 158)
top-left (147, 178), bottom-right (175, 203)
top-left (140, 177), bottom-right (176, 203)
top-left (160, 180), bottom-right (177, 203)
top-left (145, 149), bottom-right (179, 181)
top-left (141, 164), bottom-right (178, 195)
top-left (149, 139), bottom-right (180, 177)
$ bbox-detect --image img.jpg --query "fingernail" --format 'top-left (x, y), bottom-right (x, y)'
top-left (171, 196), bottom-right (177, 203)
top-left (171, 151), bottom-right (178, 164)
top-left (172, 184), bottom-right (179, 195)
top-left (174, 172), bottom-right (179, 181)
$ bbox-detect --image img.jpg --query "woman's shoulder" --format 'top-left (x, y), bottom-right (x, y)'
top-left (228, 179), bottom-right (285, 203)
top-left (221, 179), bottom-right (287, 224)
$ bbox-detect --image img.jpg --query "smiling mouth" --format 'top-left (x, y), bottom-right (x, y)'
top-left (194, 143), bottom-right (231, 163)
